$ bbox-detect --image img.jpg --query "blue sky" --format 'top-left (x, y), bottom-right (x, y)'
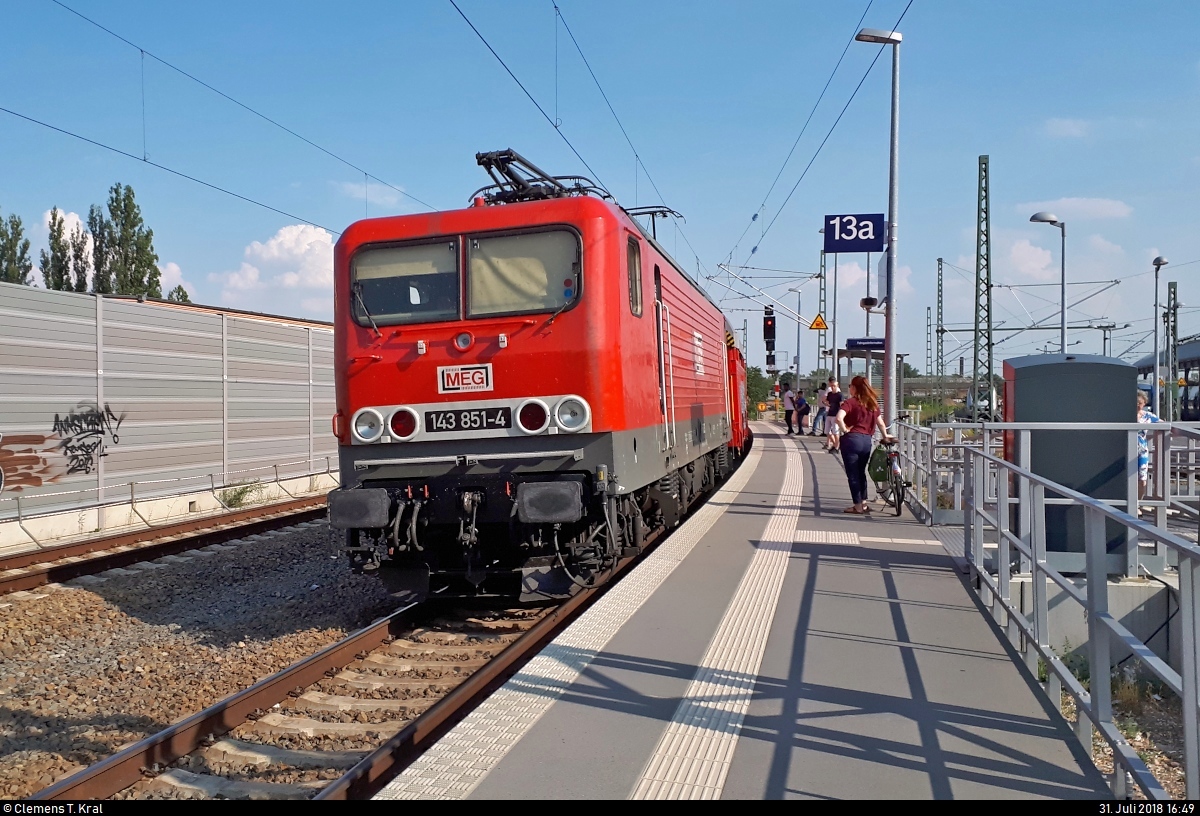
top-left (2, 0), bottom-right (1199, 375)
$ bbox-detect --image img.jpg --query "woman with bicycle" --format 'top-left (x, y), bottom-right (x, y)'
top-left (835, 375), bottom-right (896, 514)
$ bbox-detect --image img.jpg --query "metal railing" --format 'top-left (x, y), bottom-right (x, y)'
top-left (0, 457), bottom-right (339, 546)
top-left (895, 421), bottom-right (1188, 573)
top-left (963, 446), bottom-right (1200, 800)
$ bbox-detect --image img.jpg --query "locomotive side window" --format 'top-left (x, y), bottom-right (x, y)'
top-left (351, 241), bottom-right (459, 325)
top-left (627, 238), bottom-right (643, 317)
top-left (468, 230), bottom-right (580, 318)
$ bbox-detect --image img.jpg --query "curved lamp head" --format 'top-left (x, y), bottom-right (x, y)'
top-left (1153, 256), bottom-right (1169, 271)
top-left (1029, 211), bottom-right (1061, 226)
top-left (856, 28), bottom-right (902, 44)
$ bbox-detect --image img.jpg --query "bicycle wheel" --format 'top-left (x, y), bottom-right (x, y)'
top-left (889, 468), bottom-right (905, 516)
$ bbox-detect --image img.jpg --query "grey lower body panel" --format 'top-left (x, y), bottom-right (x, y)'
top-left (339, 415), bottom-right (735, 497)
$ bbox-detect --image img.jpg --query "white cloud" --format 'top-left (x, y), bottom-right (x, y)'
top-left (208, 262), bottom-right (265, 295)
top-left (1044, 117), bottom-right (1089, 138)
top-left (43, 208), bottom-right (88, 240)
top-left (158, 261), bottom-right (195, 297)
top-left (334, 180), bottom-right (404, 209)
top-left (1088, 234), bottom-right (1123, 255)
top-left (1016, 197), bottom-right (1133, 220)
top-left (206, 225), bottom-right (334, 316)
top-left (246, 224), bottom-right (334, 289)
top-left (1008, 239), bottom-right (1055, 281)
top-left (836, 261), bottom-right (867, 290)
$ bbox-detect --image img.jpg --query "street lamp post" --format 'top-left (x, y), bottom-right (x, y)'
top-left (1030, 212), bottom-right (1067, 352)
top-left (856, 27), bottom-right (902, 425)
top-left (788, 286), bottom-right (803, 387)
top-left (1152, 256), bottom-right (1169, 416)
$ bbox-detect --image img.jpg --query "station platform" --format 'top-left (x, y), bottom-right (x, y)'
top-left (376, 423), bottom-right (1111, 800)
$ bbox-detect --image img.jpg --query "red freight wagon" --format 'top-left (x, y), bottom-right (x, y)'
top-left (328, 151), bottom-right (749, 601)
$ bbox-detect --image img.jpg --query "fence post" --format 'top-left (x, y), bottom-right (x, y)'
top-left (1018, 429), bottom-right (1032, 573)
top-left (1180, 558), bottom-right (1200, 798)
top-left (926, 430), bottom-right (936, 525)
top-left (1084, 504), bottom-right (1112, 775)
top-left (963, 450), bottom-right (974, 573)
top-left (1030, 483), bottom-right (1057, 701)
top-left (953, 427), bottom-right (964, 512)
top-left (972, 454), bottom-right (985, 575)
top-left (996, 459), bottom-right (1011, 635)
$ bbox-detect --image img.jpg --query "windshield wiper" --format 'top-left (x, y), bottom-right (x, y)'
top-left (545, 298), bottom-right (573, 326)
top-left (353, 284), bottom-right (382, 338)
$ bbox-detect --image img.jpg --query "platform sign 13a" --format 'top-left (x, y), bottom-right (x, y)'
top-left (823, 214), bottom-right (885, 253)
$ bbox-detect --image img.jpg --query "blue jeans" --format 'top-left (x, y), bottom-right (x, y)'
top-left (812, 408), bottom-right (827, 434)
top-left (840, 432), bottom-right (874, 505)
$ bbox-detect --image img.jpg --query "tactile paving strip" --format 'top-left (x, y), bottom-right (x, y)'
top-left (631, 442), bottom-right (807, 800)
top-left (794, 529), bottom-right (858, 545)
top-left (374, 442), bottom-right (766, 800)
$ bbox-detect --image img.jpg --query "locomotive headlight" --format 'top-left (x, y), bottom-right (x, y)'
top-left (352, 408), bottom-right (385, 443)
top-left (388, 407), bottom-right (420, 441)
top-left (516, 399), bottom-right (551, 434)
top-left (554, 396), bottom-right (590, 432)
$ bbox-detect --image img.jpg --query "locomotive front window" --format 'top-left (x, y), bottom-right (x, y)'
top-left (467, 230), bottom-right (580, 318)
top-left (351, 241), bottom-right (459, 325)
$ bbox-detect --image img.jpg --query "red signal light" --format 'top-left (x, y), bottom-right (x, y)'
top-left (390, 410), bottom-right (418, 439)
top-left (518, 401), bottom-right (549, 433)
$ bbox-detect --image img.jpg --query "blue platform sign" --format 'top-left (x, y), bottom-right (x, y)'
top-left (823, 213), bottom-right (885, 253)
top-left (846, 337), bottom-right (885, 350)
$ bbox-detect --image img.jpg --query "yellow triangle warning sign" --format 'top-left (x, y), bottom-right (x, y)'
top-left (809, 313), bottom-right (829, 331)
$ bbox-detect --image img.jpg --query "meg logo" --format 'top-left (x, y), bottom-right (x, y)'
top-left (438, 364), bottom-right (493, 394)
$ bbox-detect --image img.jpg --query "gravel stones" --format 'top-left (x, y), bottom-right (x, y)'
top-left (0, 521), bottom-right (396, 799)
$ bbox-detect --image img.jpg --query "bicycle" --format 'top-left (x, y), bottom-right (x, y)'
top-left (869, 439), bottom-right (908, 517)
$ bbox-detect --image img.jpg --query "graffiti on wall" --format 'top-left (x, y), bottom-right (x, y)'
top-left (52, 403), bottom-right (125, 475)
top-left (0, 402), bottom-right (126, 492)
top-left (0, 434), bottom-right (63, 492)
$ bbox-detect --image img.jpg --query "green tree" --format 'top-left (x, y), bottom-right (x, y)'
top-left (40, 207), bottom-right (72, 290)
top-left (746, 365), bottom-right (772, 407)
top-left (90, 184), bottom-right (159, 297)
top-left (88, 203), bottom-right (113, 294)
top-left (870, 360), bottom-right (921, 378)
top-left (0, 209), bottom-right (33, 285)
top-left (165, 284), bottom-right (190, 303)
top-left (69, 223), bottom-right (89, 292)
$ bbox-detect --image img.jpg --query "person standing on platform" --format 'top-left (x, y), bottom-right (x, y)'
top-left (795, 389), bottom-right (810, 434)
top-left (835, 375), bottom-right (895, 514)
top-left (825, 378), bottom-right (843, 453)
top-left (812, 383), bottom-right (828, 436)
top-left (1137, 389), bottom-right (1162, 501)
top-left (782, 383), bottom-right (796, 434)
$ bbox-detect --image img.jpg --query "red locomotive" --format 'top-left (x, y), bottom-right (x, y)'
top-left (328, 151), bottom-right (749, 601)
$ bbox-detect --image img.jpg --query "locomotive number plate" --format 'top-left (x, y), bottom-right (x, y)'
top-left (425, 407), bottom-right (512, 432)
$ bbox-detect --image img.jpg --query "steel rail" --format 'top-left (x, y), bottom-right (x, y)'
top-left (316, 525), bottom-right (663, 800)
top-left (33, 603), bottom-right (418, 801)
top-left (0, 495), bottom-right (326, 594)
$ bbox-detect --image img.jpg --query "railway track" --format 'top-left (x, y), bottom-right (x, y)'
top-left (23, 441), bottom-right (750, 800)
top-left (32, 531), bottom-right (654, 801)
top-left (0, 496), bottom-right (327, 595)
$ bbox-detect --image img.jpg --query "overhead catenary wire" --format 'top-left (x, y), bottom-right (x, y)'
top-left (449, 0), bottom-right (607, 192)
top-left (0, 105), bottom-right (339, 234)
top-left (49, 0), bottom-right (437, 213)
top-left (739, 0), bottom-right (915, 265)
top-left (551, 2), bottom-right (714, 284)
top-left (725, 0), bottom-right (874, 261)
